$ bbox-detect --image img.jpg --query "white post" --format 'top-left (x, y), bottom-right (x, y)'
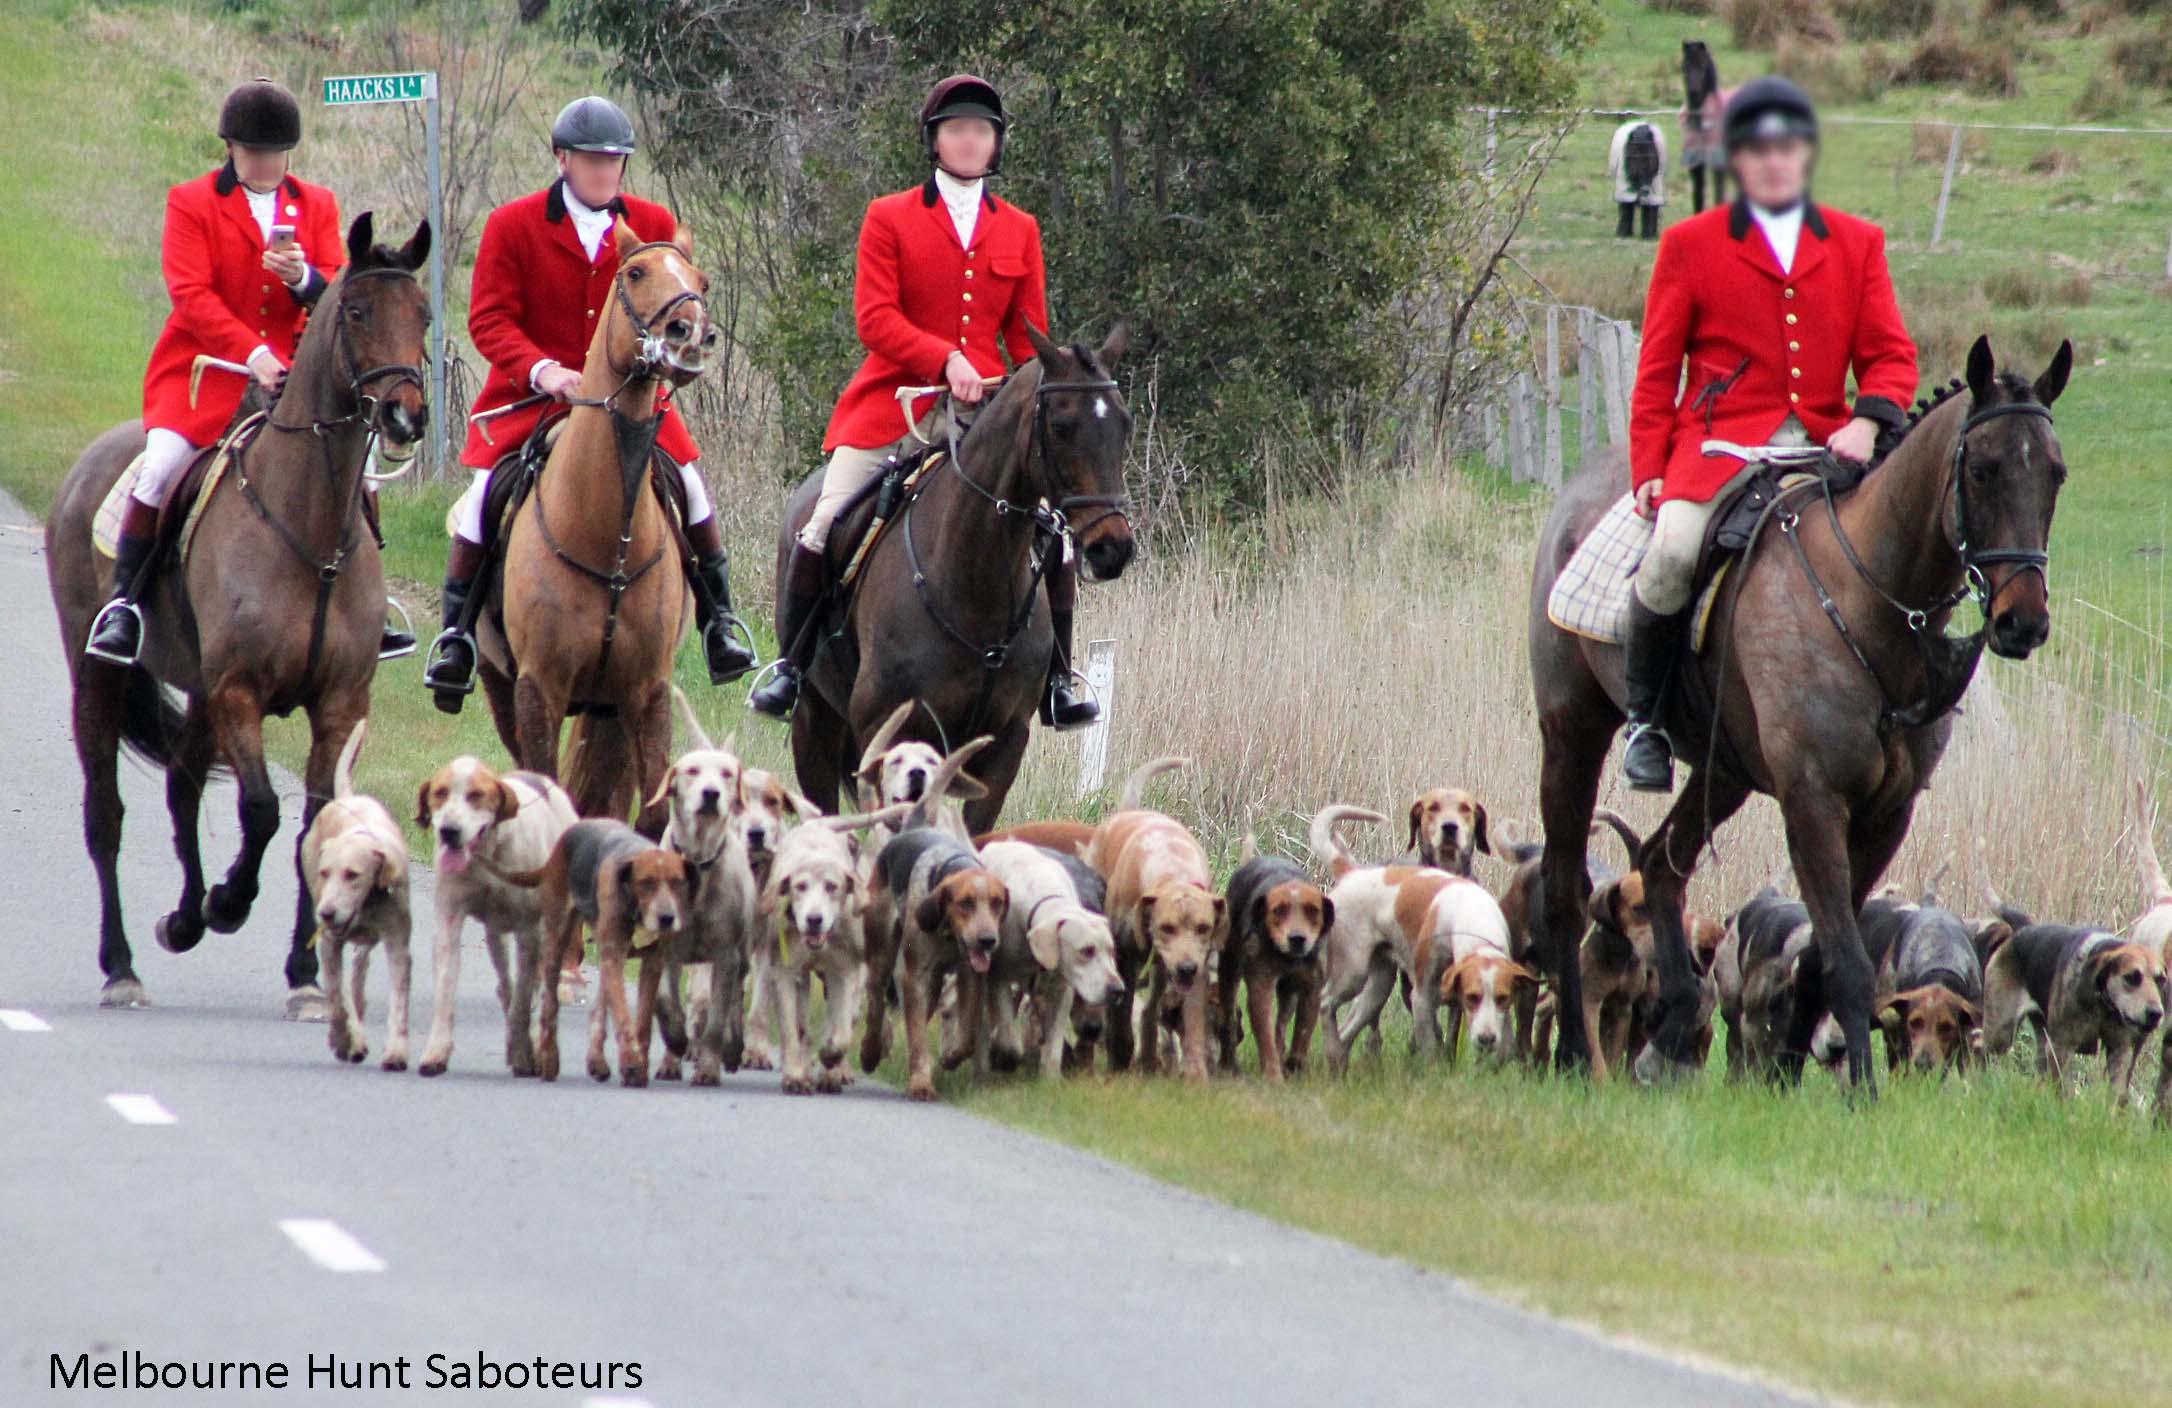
top-left (1075, 638), bottom-right (1118, 798)
top-left (423, 72), bottom-right (449, 476)
top-left (1931, 123), bottom-right (1962, 250)
top-left (1576, 307), bottom-right (1598, 469)
top-left (1601, 321), bottom-right (1630, 445)
top-left (1542, 305), bottom-right (1563, 489)
top-left (1507, 373), bottom-right (1533, 484)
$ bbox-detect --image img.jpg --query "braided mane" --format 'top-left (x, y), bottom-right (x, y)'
top-left (1882, 368), bottom-right (2039, 458)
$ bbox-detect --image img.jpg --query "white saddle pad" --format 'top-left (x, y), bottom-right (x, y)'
top-left (1545, 492), bottom-right (1747, 652)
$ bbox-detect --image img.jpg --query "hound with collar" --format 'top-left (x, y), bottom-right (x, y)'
top-left (1864, 887), bottom-right (1985, 1074)
top-left (303, 723), bottom-right (413, 1070)
top-left (1985, 925), bottom-right (2165, 1101)
top-left (976, 841), bottom-right (1125, 1078)
top-left (1217, 842), bottom-right (1335, 1082)
top-left (1406, 787), bottom-right (1492, 876)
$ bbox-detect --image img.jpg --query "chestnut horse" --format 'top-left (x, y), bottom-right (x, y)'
top-left (1528, 336), bottom-right (2071, 1093)
top-left (46, 216), bottom-right (432, 1013)
top-left (777, 324), bottom-right (1136, 833)
top-left (475, 222), bottom-right (714, 833)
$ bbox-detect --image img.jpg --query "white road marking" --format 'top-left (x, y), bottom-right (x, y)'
top-left (582, 1398), bottom-right (655, 1408)
top-left (0, 1008), bottom-right (52, 1032)
top-left (278, 1218), bottom-right (386, 1273)
top-left (105, 1093), bottom-right (176, 1125)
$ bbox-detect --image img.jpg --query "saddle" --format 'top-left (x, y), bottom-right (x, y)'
top-left (821, 442), bottom-right (947, 589)
top-left (92, 412), bottom-right (266, 569)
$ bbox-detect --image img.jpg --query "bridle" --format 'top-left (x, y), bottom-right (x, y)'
top-left (265, 265), bottom-right (428, 441)
top-left (1944, 399), bottom-right (2055, 615)
top-left (560, 240), bottom-right (711, 412)
top-left (940, 370), bottom-right (1134, 538)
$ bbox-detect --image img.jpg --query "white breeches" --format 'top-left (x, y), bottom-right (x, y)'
top-left (1630, 416), bottom-right (1811, 614)
top-left (451, 455), bottom-right (713, 544)
top-left (796, 409), bottom-right (944, 553)
top-left (131, 428), bottom-right (202, 509)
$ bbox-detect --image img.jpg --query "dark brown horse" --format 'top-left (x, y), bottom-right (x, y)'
top-left (1528, 336), bottom-right (2071, 1092)
top-left (476, 223), bottom-right (715, 834)
top-left (47, 216), bottom-right (432, 1014)
top-left (778, 324), bottom-right (1136, 833)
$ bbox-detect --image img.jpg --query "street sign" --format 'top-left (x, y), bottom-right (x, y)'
top-left (322, 72), bottom-right (432, 105)
top-left (320, 72), bottom-right (449, 474)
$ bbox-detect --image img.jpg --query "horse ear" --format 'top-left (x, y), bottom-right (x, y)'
top-left (2034, 339), bottom-right (2073, 408)
top-left (672, 222), bottom-right (696, 259)
top-left (1025, 322), bottom-right (1065, 375)
top-left (399, 219), bottom-right (432, 273)
top-left (1099, 318), bottom-right (1131, 370)
top-left (613, 217), bottom-right (641, 260)
top-left (345, 213), bottom-right (377, 271)
top-left (1965, 335), bottom-right (1995, 403)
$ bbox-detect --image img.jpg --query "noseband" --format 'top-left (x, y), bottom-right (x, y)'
top-left (1947, 399), bottom-right (2055, 614)
top-left (606, 240), bottom-right (710, 386)
top-left (943, 374), bottom-right (1134, 538)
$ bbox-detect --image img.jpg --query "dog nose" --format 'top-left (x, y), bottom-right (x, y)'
top-left (437, 825), bottom-right (460, 845)
top-left (654, 913), bottom-right (676, 931)
top-left (1176, 961), bottom-right (1199, 983)
top-left (1475, 1031), bottom-right (1497, 1049)
top-left (701, 786), bottom-right (721, 809)
top-left (1079, 1020), bottom-right (1104, 1040)
top-left (1106, 979), bottom-right (1126, 997)
top-left (316, 906), bottom-right (338, 926)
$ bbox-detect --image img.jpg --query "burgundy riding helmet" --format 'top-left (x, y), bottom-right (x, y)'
top-left (219, 77), bottom-right (302, 151)
top-left (921, 74), bottom-right (1006, 177)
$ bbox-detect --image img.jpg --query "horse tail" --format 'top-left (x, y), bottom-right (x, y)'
top-left (331, 720), bottom-right (367, 802)
top-left (565, 713), bottom-right (638, 826)
top-left (1117, 756), bottom-right (1189, 812)
top-left (116, 665), bottom-right (186, 770)
top-left (1307, 804), bottom-right (1385, 881)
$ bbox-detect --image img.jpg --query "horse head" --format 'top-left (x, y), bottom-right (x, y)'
top-left (334, 212), bottom-right (432, 461)
top-left (1022, 320), bottom-right (1136, 581)
top-left (1957, 334), bottom-right (2071, 659)
top-left (1682, 41), bottom-right (1718, 107)
top-left (609, 221), bottom-right (715, 386)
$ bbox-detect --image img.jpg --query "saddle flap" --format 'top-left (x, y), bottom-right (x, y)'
top-left (830, 446), bottom-right (944, 586)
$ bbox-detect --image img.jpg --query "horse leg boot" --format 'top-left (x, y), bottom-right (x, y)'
top-left (1039, 556), bottom-right (1099, 731)
top-left (358, 487), bottom-right (416, 660)
top-left (748, 544), bottom-right (828, 720)
top-left (684, 516), bottom-right (758, 685)
top-left (1620, 598), bottom-right (1689, 793)
top-left (1615, 202), bottom-right (1636, 239)
top-left (424, 536), bottom-right (488, 714)
top-left (85, 499), bottom-right (160, 665)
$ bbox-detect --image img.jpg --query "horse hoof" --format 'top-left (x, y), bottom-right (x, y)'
top-left (99, 977), bottom-right (150, 1009)
top-left (284, 987), bottom-right (329, 1023)
top-left (201, 886), bottom-right (252, 934)
top-left (154, 911), bottom-right (204, 954)
top-left (1632, 1044), bottom-right (1701, 1088)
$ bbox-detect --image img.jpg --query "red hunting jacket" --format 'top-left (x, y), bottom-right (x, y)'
top-left (459, 183), bottom-right (698, 468)
top-left (823, 181), bottom-right (1049, 452)
top-left (143, 165), bottom-right (345, 444)
top-left (1631, 200), bottom-right (1917, 503)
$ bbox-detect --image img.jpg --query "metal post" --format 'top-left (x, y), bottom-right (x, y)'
top-left (1576, 308), bottom-right (1598, 469)
top-left (1931, 123), bottom-right (1962, 249)
top-left (1075, 639), bottom-right (1118, 798)
top-left (424, 72), bottom-right (448, 476)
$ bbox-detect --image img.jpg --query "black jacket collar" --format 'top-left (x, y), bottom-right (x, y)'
top-left (1728, 196), bottom-right (1828, 241)
top-left (545, 180), bottom-right (627, 223)
top-left (213, 159), bottom-right (301, 199)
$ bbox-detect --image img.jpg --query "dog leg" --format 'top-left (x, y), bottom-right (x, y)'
top-left (503, 929), bottom-right (539, 1077)
top-left (1137, 966), bottom-right (1170, 1076)
top-left (1583, 996), bottom-right (1611, 1082)
top-left (2105, 1033), bottom-right (2140, 1107)
top-left (1039, 981), bottom-right (1073, 1079)
top-left (816, 958), bottom-right (860, 1093)
top-left (599, 940), bottom-right (644, 1088)
top-left (631, 949), bottom-right (664, 1088)
top-left (418, 908), bottom-right (465, 1077)
top-left (902, 942), bottom-right (939, 1101)
top-left (1181, 979), bottom-right (1211, 1081)
top-left (320, 929), bottom-right (359, 1063)
top-left (692, 954), bottom-right (727, 1086)
top-left (382, 916), bottom-right (413, 1072)
top-left (776, 958), bottom-right (812, 1094)
top-left (743, 943), bottom-right (777, 1071)
top-left (585, 938), bottom-right (614, 1083)
top-left (1245, 969), bottom-right (1282, 1082)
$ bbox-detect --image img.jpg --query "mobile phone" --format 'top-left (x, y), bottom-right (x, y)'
top-left (269, 223), bottom-right (296, 248)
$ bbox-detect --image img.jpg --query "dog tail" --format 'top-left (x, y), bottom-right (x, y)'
top-left (1307, 804), bottom-right (1385, 880)
top-left (1505, 840), bottom-right (1544, 864)
top-left (1590, 808), bottom-right (1642, 869)
top-left (816, 802), bottom-right (914, 833)
top-left (1116, 755), bottom-right (1189, 811)
top-left (1980, 881), bottom-right (2033, 933)
top-left (1237, 832), bottom-right (1259, 865)
top-left (1920, 858), bottom-right (1951, 908)
top-left (855, 700), bottom-right (919, 780)
top-left (903, 736), bottom-right (992, 833)
top-left (330, 720), bottom-right (367, 802)
top-left (2136, 778), bottom-right (2172, 911)
top-left (670, 684), bottom-right (718, 756)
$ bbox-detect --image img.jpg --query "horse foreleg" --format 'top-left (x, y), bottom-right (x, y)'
top-left (961, 719), bottom-right (1030, 836)
top-left (1635, 769), bottom-right (1749, 1082)
top-left (154, 712), bottom-right (215, 958)
top-left (1535, 713), bottom-right (1611, 1073)
top-left (478, 660), bottom-right (522, 762)
top-left (790, 688), bottom-right (846, 817)
top-left (73, 675), bottom-right (139, 1006)
top-left (1780, 784), bottom-right (1880, 1098)
top-left (629, 682), bottom-right (672, 839)
top-left (203, 681), bottom-right (279, 940)
top-left (512, 673), bottom-right (566, 779)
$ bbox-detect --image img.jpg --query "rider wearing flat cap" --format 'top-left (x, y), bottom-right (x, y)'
top-left (424, 95), bottom-right (756, 710)
top-left (1621, 76), bottom-right (1917, 792)
top-left (747, 74), bottom-right (1096, 731)
top-left (89, 79), bottom-right (411, 666)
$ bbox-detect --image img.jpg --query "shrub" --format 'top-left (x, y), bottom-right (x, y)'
top-left (1776, 33), bottom-right (1893, 102)
top-left (1892, 29), bottom-right (2023, 94)
top-left (1838, 0), bottom-right (1939, 39)
top-left (1982, 266), bottom-right (2094, 309)
top-left (1978, 0), bottom-right (2067, 19)
top-left (1724, 0), bottom-right (1841, 49)
top-left (2112, 20), bottom-right (2172, 86)
top-left (1643, 0), bottom-right (1716, 12)
top-left (1909, 119), bottom-right (1988, 162)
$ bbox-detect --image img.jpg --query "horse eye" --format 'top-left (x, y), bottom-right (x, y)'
top-left (627, 266), bottom-right (645, 282)
top-left (1970, 458), bottom-right (1997, 482)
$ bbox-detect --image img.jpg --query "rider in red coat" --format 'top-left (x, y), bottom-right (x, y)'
top-left (1620, 76), bottom-right (1917, 791)
top-left (423, 96), bottom-right (756, 710)
top-left (87, 80), bottom-right (411, 665)
top-left (748, 76), bottom-right (1092, 729)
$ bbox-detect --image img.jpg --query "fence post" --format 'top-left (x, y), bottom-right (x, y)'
top-left (1542, 305), bottom-right (1564, 489)
top-left (1576, 307), bottom-right (1599, 469)
top-left (1507, 373), bottom-right (1534, 484)
top-left (1931, 123), bottom-right (1963, 248)
top-left (1602, 322), bottom-right (1631, 445)
top-left (1075, 639), bottom-right (1119, 799)
top-left (1484, 397), bottom-right (1505, 467)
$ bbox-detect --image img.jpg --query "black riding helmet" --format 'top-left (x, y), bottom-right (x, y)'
top-left (1723, 75), bottom-right (1818, 152)
top-left (921, 74), bottom-right (1006, 177)
top-left (551, 95), bottom-right (637, 156)
top-left (219, 78), bottom-right (301, 151)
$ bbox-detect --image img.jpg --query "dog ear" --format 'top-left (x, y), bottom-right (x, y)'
top-left (1318, 895), bottom-right (1336, 935)
top-left (1437, 955), bottom-right (1473, 1001)
top-left (644, 764), bottom-right (678, 812)
top-left (614, 857), bottom-right (639, 906)
top-left (946, 768), bottom-right (990, 801)
top-left (1592, 883), bottom-right (1621, 933)
top-left (1472, 803), bottom-right (1492, 857)
top-left (1406, 801), bottom-right (1423, 856)
top-left (1248, 890), bottom-right (1269, 939)
top-left (1875, 994), bottom-right (1909, 1037)
top-left (1028, 916), bottom-right (1063, 971)
top-left (1954, 994), bottom-right (1984, 1028)
top-left (1505, 960), bottom-right (1540, 992)
top-left (1210, 895), bottom-right (1229, 948)
top-left (413, 778), bottom-right (434, 829)
top-left (493, 779), bottom-right (521, 825)
top-left (757, 866), bottom-right (784, 918)
top-left (914, 884), bottom-right (949, 937)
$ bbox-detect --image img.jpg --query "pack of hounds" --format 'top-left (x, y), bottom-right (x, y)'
top-left (305, 697), bottom-right (2172, 1113)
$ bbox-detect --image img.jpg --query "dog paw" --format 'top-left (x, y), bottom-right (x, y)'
top-left (815, 1067), bottom-right (851, 1094)
top-left (989, 1044), bottom-right (1022, 1075)
top-left (691, 1066), bottom-right (721, 1088)
top-left (588, 1058), bottom-right (612, 1083)
top-left (741, 1050), bottom-right (773, 1072)
top-left (621, 1064), bottom-right (649, 1089)
top-left (655, 1055), bottom-right (683, 1082)
top-left (781, 1072), bottom-right (814, 1095)
top-left (906, 1073), bottom-right (938, 1102)
top-left (419, 1048), bottom-right (450, 1077)
top-left (381, 1052), bottom-right (408, 1073)
top-left (285, 986), bottom-right (330, 1024)
top-left (537, 1052), bottom-right (559, 1082)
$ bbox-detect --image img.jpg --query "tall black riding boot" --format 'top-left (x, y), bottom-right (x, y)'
top-left (1640, 204), bottom-right (1659, 239)
top-left (423, 537), bottom-right (488, 715)
top-left (1615, 201), bottom-right (1636, 239)
top-left (1039, 558), bottom-right (1098, 731)
top-left (85, 499), bottom-right (160, 666)
top-left (685, 517), bottom-right (759, 685)
top-left (747, 543), bottom-right (828, 720)
top-left (1620, 596), bottom-right (1690, 794)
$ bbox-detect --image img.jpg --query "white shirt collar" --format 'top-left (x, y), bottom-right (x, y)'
top-left (562, 181), bottom-right (616, 260)
top-left (933, 168), bottom-right (984, 247)
top-left (242, 183), bottom-right (277, 242)
top-left (1749, 200), bottom-right (1804, 274)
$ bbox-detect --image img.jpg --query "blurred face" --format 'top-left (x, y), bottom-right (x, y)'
top-left (227, 141), bottom-right (290, 193)
top-left (934, 117), bottom-right (998, 178)
top-left (1730, 135), bottom-right (1811, 209)
top-left (556, 148), bottom-right (627, 210)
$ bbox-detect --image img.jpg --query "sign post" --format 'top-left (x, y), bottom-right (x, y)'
top-left (323, 71), bottom-right (447, 474)
top-left (1075, 639), bottom-right (1118, 798)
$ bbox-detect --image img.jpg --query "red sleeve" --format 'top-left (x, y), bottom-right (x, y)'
top-left (854, 200), bottom-right (956, 381)
top-left (1630, 225), bottom-right (1694, 490)
top-left (307, 185), bottom-right (345, 283)
top-left (161, 187), bottom-right (262, 364)
top-left (1848, 226), bottom-right (1917, 420)
top-left (1003, 214), bottom-right (1048, 366)
top-left (467, 207), bottom-right (551, 384)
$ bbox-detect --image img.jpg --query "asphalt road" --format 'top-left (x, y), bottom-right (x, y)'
top-left (0, 487), bottom-right (1811, 1408)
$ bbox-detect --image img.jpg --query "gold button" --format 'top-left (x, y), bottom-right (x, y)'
top-left (963, 292), bottom-right (973, 303)
top-left (1785, 313), bottom-right (1798, 325)
top-left (1784, 288), bottom-right (1795, 299)
top-left (1789, 340), bottom-right (1800, 351)
top-left (965, 270), bottom-right (974, 280)
top-left (587, 309), bottom-right (595, 317)
top-left (960, 336), bottom-right (969, 345)
top-left (961, 314), bottom-right (971, 324)
top-left (1789, 392), bottom-right (1800, 403)
top-left (966, 250), bottom-right (975, 259)
top-left (1791, 367), bottom-right (1802, 378)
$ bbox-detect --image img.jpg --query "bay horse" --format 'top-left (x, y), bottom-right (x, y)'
top-left (1528, 336), bottom-right (2071, 1092)
top-left (476, 222), bottom-right (715, 833)
top-left (46, 215), bottom-right (432, 1014)
top-left (777, 323), bottom-right (1136, 833)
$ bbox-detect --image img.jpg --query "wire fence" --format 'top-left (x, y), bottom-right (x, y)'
top-left (1475, 301), bottom-right (1640, 488)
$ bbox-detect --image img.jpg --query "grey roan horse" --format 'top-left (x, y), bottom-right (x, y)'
top-left (1527, 336), bottom-right (2071, 1093)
